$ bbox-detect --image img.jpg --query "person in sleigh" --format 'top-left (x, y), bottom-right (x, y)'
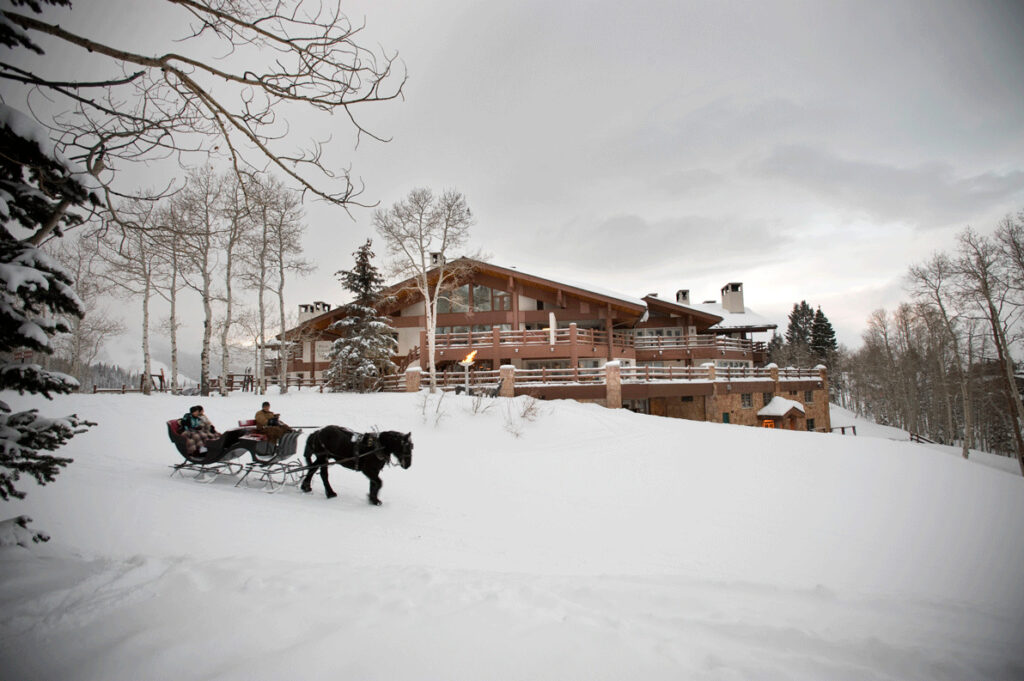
top-left (254, 401), bottom-right (292, 443)
top-left (179, 405), bottom-right (221, 454)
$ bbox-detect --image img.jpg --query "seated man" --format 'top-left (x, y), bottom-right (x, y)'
top-left (179, 405), bottom-right (220, 454)
top-left (254, 401), bottom-right (291, 443)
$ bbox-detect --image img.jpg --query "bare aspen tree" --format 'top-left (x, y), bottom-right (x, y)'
top-left (215, 176), bottom-right (253, 394)
top-left (46, 235), bottom-right (125, 385)
top-left (374, 188), bottom-right (475, 393)
top-left (151, 211), bottom-right (186, 394)
top-left (238, 183), bottom-right (274, 393)
top-left (260, 177), bottom-right (311, 393)
top-left (3, 0), bottom-right (406, 240)
top-left (955, 227), bottom-right (1024, 475)
top-left (908, 254), bottom-right (973, 458)
top-left (171, 167), bottom-right (226, 396)
top-left (94, 201), bottom-right (163, 394)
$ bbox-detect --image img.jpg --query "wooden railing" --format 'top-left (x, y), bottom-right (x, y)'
top-left (429, 327), bottom-right (764, 354)
top-left (620, 365), bottom-right (708, 382)
top-left (380, 363), bottom-right (825, 392)
top-left (431, 327), bottom-right (635, 350)
top-left (515, 366), bottom-right (606, 384)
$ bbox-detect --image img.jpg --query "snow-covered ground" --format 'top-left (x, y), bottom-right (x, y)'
top-left (830, 403), bottom-right (1023, 476)
top-left (1, 390), bottom-right (1022, 680)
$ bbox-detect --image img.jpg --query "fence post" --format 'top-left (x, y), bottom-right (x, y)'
top-left (605, 360), bottom-right (622, 409)
top-left (405, 366), bottom-right (422, 392)
top-left (500, 364), bottom-right (516, 397)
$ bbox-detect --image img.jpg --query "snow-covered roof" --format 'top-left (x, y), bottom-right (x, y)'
top-left (691, 302), bottom-right (777, 331)
top-left (757, 396), bottom-right (805, 417)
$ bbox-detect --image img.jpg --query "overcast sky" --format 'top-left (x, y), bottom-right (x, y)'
top-left (311, 0), bottom-right (1024, 346)
top-left (13, 0), bottom-right (1024, 356)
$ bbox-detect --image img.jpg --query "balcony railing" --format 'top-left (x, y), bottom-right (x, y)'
top-left (430, 327), bottom-right (765, 355)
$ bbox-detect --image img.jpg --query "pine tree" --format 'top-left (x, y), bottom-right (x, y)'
top-left (810, 306), bottom-right (838, 362)
top-left (0, 104), bottom-right (96, 500)
top-left (325, 240), bottom-right (397, 392)
top-left (785, 300), bottom-right (815, 348)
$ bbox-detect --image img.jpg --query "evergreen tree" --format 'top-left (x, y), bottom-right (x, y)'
top-left (0, 104), bottom-right (96, 500)
top-left (785, 300), bottom-right (815, 348)
top-left (324, 240), bottom-right (397, 392)
top-left (810, 306), bottom-right (838, 362)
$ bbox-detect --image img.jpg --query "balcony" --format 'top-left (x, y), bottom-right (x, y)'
top-left (425, 325), bottom-right (768, 366)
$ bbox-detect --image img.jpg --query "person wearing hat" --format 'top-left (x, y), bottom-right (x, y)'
top-left (254, 401), bottom-right (291, 443)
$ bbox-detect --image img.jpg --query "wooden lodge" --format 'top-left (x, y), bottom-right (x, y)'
top-left (279, 258), bottom-right (830, 431)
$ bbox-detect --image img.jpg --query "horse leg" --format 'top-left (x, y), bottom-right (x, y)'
top-left (366, 472), bottom-right (383, 506)
top-left (300, 450), bottom-right (316, 493)
top-left (320, 458), bottom-right (337, 499)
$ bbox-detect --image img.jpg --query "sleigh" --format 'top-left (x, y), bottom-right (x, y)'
top-left (167, 419), bottom-right (305, 491)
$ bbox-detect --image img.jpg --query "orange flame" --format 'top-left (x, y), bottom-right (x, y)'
top-left (463, 350), bottom-right (478, 363)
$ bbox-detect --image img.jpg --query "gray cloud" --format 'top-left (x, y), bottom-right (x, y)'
top-left (754, 145), bottom-right (1024, 227)
top-left (495, 214), bottom-right (795, 282)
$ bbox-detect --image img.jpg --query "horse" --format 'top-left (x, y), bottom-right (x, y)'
top-left (300, 426), bottom-right (413, 505)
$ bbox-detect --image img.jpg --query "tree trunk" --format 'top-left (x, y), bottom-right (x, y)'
top-left (277, 246), bottom-right (288, 394)
top-left (142, 276), bottom-right (152, 396)
top-left (169, 265), bottom-right (179, 394)
top-left (985, 302), bottom-right (1024, 474)
top-left (219, 250), bottom-right (234, 396)
top-left (200, 269), bottom-right (213, 397)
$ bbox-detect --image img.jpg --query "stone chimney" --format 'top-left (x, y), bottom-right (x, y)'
top-left (675, 289), bottom-right (690, 305)
top-left (720, 283), bottom-right (744, 314)
top-left (430, 252), bottom-right (446, 267)
top-left (298, 301), bottom-right (331, 323)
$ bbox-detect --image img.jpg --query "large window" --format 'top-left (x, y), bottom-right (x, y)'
top-left (741, 393), bottom-right (752, 409)
top-left (493, 290), bottom-right (512, 311)
top-left (472, 285), bottom-right (492, 312)
top-left (437, 285), bottom-right (470, 313)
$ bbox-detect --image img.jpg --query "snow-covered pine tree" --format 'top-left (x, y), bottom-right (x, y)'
top-left (325, 240), bottom-right (397, 392)
top-left (785, 301), bottom-right (815, 348)
top-left (810, 306), bottom-right (838, 362)
top-left (0, 103), bottom-right (97, 500)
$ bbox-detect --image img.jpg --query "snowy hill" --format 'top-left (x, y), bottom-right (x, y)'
top-left (1, 391), bottom-right (1022, 680)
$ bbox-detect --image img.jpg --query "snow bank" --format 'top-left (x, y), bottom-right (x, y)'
top-left (0, 391), bottom-right (1022, 680)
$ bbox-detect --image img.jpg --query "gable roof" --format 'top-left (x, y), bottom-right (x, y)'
top-left (757, 396), bottom-right (805, 418)
top-left (642, 295), bottom-right (724, 326)
top-left (381, 258), bottom-right (648, 314)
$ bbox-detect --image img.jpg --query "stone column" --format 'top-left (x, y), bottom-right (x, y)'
top-left (499, 364), bottom-right (516, 398)
top-left (816, 364), bottom-right (831, 431)
top-left (405, 366), bottom-right (422, 392)
top-left (605, 360), bottom-right (622, 409)
top-left (767, 362), bottom-right (779, 395)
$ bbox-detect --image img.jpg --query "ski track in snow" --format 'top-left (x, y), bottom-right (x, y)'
top-left (1, 390), bottom-right (1023, 680)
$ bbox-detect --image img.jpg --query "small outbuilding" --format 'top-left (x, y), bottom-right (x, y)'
top-left (758, 396), bottom-right (805, 430)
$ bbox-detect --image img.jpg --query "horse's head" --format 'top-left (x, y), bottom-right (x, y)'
top-left (383, 431), bottom-right (413, 469)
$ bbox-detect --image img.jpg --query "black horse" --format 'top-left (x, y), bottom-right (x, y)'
top-left (300, 426), bottom-right (413, 504)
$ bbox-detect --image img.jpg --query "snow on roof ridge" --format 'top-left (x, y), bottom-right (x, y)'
top-left (757, 395), bottom-right (805, 417)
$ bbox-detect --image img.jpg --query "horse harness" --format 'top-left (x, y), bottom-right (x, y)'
top-left (312, 429), bottom-right (388, 471)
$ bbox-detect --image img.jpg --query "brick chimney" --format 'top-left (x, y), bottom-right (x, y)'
top-left (720, 283), bottom-right (744, 314)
